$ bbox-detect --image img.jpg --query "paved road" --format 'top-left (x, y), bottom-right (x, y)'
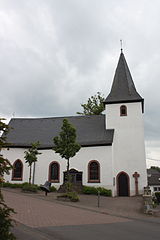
top-left (12, 219), bottom-right (160, 240)
top-left (3, 190), bottom-right (160, 240)
top-left (37, 221), bottom-right (160, 240)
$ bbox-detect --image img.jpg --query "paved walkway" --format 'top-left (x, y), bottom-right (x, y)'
top-left (2, 189), bottom-right (130, 228)
top-left (2, 188), bottom-right (160, 240)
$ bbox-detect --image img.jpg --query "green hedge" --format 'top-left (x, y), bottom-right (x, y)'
top-left (82, 186), bottom-right (97, 195)
top-left (82, 186), bottom-right (112, 196)
top-left (22, 183), bottom-right (38, 193)
top-left (2, 182), bottom-right (28, 188)
top-left (2, 182), bottom-right (57, 192)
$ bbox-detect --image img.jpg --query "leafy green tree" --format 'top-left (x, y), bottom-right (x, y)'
top-left (0, 118), bottom-right (16, 240)
top-left (77, 92), bottom-right (105, 115)
top-left (24, 142), bottom-right (41, 184)
top-left (150, 166), bottom-right (160, 172)
top-left (0, 195), bottom-right (16, 240)
top-left (53, 119), bottom-right (81, 187)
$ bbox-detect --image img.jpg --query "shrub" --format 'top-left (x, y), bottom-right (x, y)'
top-left (0, 199), bottom-right (16, 240)
top-left (50, 186), bottom-right (57, 192)
top-left (2, 182), bottom-right (12, 188)
top-left (97, 187), bottom-right (112, 197)
top-left (82, 186), bottom-right (98, 195)
top-left (67, 192), bottom-right (79, 202)
top-left (155, 192), bottom-right (160, 203)
top-left (65, 179), bottom-right (73, 192)
top-left (2, 181), bottom-right (58, 194)
top-left (2, 182), bottom-right (45, 193)
top-left (2, 182), bottom-right (30, 188)
top-left (22, 183), bottom-right (38, 193)
top-left (82, 186), bottom-right (112, 196)
top-left (2, 182), bottom-right (24, 188)
top-left (57, 192), bottom-right (79, 202)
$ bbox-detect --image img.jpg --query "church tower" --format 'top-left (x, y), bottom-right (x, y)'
top-left (104, 51), bottom-right (147, 196)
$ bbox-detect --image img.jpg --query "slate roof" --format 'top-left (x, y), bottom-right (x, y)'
top-left (147, 169), bottom-right (160, 186)
top-left (104, 52), bottom-right (144, 111)
top-left (5, 115), bottom-right (114, 149)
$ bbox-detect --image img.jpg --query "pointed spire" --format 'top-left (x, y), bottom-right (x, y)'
top-left (120, 39), bottom-right (123, 53)
top-left (104, 52), bottom-right (144, 111)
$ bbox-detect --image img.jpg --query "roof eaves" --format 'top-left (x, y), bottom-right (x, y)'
top-left (6, 142), bottom-right (113, 149)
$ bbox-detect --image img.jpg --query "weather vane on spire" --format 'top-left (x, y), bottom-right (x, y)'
top-left (120, 39), bottom-right (123, 52)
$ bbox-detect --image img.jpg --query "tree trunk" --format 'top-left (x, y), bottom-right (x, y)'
top-left (67, 158), bottom-right (70, 178)
top-left (29, 165), bottom-right (32, 184)
top-left (66, 158), bottom-right (71, 192)
top-left (32, 162), bottom-right (36, 185)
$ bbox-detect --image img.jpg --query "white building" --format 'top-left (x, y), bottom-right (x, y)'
top-left (3, 51), bottom-right (147, 196)
top-left (147, 168), bottom-right (160, 193)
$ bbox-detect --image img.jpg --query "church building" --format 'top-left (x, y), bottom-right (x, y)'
top-left (3, 51), bottom-right (147, 196)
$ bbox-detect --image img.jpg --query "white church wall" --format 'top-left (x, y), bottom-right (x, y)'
top-left (149, 185), bottom-right (160, 194)
top-left (2, 145), bottom-right (114, 192)
top-left (106, 102), bottom-right (147, 196)
top-left (70, 145), bottom-right (113, 190)
top-left (3, 148), bottom-right (30, 184)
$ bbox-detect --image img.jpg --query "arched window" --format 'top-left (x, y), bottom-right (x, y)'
top-left (12, 160), bottom-right (23, 181)
top-left (120, 105), bottom-right (127, 116)
top-left (49, 162), bottom-right (60, 182)
top-left (88, 160), bottom-right (100, 183)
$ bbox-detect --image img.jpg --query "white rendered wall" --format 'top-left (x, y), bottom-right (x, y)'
top-left (149, 185), bottom-right (160, 194)
top-left (3, 148), bottom-right (30, 184)
top-left (2, 145), bottom-right (114, 192)
top-left (106, 102), bottom-right (147, 196)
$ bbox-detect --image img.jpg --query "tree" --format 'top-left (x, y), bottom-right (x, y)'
top-left (53, 119), bottom-right (81, 188)
top-left (77, 92), bottom-right (105, 115)
top-left (0, 118), bottom-right (16, 240)
top-left (150, 166), bottom-right (160, 172)
top-left (0, 119), bottom-right (12, 178)
top-left (24, 142), bottom-right (41, 184)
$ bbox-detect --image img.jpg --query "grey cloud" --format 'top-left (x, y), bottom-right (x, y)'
top-left (0, 0), bottom-right (160, 162)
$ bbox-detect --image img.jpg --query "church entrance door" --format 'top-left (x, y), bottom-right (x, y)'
top-left (117, 172), bottom-right (129, 196)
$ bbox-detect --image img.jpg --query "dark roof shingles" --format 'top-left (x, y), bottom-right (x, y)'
top-left (6, 115), bottom-right (114, 148)
top-left (104, 52), bottom-right (143, 105)
top-left (147, 169), bottom-right (160, 186)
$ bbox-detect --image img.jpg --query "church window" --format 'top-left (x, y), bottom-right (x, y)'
top-left (12, 159), bottom-right (23, 180)
top-left (88, 160), bottom-right (100, 183)
top-left (120, 105), bottom-right (127, 116)
top-left (49, 162), bottom-right (60, 182)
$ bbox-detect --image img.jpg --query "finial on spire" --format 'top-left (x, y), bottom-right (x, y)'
top-left (120, 39), bottom-right (123, 53)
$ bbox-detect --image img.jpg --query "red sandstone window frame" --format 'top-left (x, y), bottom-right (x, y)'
top-left (12, 159), bottom-right (23, 181)
top-left (120, 105), bottom-right (127, 116)
top-left (48, 161), bottom-right (60, 183)
top-left (88, 160), bottom-right (100, 183)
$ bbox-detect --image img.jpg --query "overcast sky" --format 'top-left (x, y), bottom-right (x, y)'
top-left (0, 0), bottom-right (160, 167)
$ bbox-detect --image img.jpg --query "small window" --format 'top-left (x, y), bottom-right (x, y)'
top-left (120, 105), bottom-right (127, 116)
top-left (49, 162), bottom-right (60, 182)
top-left (154, 187), bottom-right (158, 191)
top-left (12, 160), bottom-right (23, 181)
top-left (88, 160), bottom-right (100, 183)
